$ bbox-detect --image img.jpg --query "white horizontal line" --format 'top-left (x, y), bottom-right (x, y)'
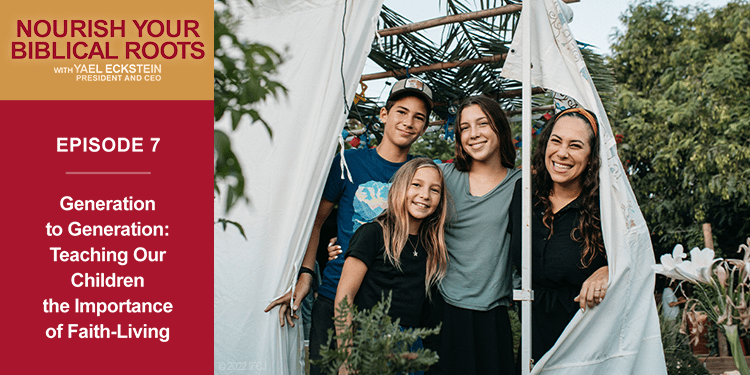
top-left (66, 172), bottom-right (151, 175)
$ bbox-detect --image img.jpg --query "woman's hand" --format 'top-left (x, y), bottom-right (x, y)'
top-left (328, 237), bottom-right (342, 261)
top-left (574, 266), bottom-right (609, 310)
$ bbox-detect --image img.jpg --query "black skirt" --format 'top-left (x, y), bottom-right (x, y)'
top-left (422, 291), bottom-right (516, 375)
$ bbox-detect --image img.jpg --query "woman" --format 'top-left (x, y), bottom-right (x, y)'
top-left (424, 96), bottom-right (520, 374)
top-left (509, 107), bottom-right (609, 363)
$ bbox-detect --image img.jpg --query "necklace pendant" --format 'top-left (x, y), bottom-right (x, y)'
top-left (413, 250), bottom-right (418, 257)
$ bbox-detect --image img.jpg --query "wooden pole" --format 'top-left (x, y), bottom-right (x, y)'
top-left (378, 4), bottom-right (521, 37)
top-left (506, 105), bottom-right (554, 116)
top-left (421, 105), bottom-right (554, 127)
top-left (361, 53), bottom-right (507, 81)
top-left (702, 223), bottom-right (714, 250)
top-left (493, 87), bottom-right (546, 99)
top-left (366, 1), bottom-right (583, 82)
top-left (377, 0), bottom-right (581, 37)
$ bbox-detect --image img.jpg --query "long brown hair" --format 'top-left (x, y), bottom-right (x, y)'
top-left (532, 109), bottom-right (605, 267)
top-left (453, 96), bottom-right (516, 171)
top-left (374, 158), bottom-right (449, 297)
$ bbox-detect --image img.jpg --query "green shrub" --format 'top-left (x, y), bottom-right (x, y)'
top-left (315, 293), bottom-right (440, 375)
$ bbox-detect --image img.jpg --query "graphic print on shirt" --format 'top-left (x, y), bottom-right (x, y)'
top-left (352, 181), bottom-right (390, 231)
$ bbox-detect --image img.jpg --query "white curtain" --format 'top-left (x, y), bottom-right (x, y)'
top-left (214, 0), bottom-right (384, 373)
top-left (501, 0), bottom-right (666, 373)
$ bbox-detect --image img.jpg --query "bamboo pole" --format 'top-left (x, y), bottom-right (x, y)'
top-left (421, 105), bottom-right (553, 127)
top-left (506, 105), bottom-right (554, 116)
top-left (378, 4), bottom-right (521, 37)
top-left (361, 53), bottom-right (507, 81)
top-left (377, 0), bottom-right (580, 37)
top-left (366, 0), bottom-right (582, 82)
top-left (493, 87), bottom-right (545, 99)
top-left (702, 223), bottom-right (714, 250)
top-left (346, 105), bottom-right (554, 136)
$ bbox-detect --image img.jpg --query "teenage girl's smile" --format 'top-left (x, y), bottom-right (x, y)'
top-left (459, 105), bottom-right (500, 163)
top-left (467, 139), bottom-right (487, 149)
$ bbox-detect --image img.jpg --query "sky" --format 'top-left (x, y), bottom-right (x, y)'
top-left (362, 0), bottom-right (732, 103)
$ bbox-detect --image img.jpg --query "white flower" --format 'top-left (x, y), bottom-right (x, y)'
top-left (690, 247), bottom-right (715, 268)
top-left (675, 247), bottom-right (717, 284)
top-left (653, 244), bottom-right (688, 280)
top-left (654, 245), bottom-right (718, 285)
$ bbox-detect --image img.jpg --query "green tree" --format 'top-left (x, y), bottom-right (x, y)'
top-left (609, 0), bottom-right (750, 256)
top-left (409, 130), bottom-right (456, 162)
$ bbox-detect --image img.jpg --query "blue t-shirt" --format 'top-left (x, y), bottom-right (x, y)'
top-left (318, 148), bottom-right (413, 300)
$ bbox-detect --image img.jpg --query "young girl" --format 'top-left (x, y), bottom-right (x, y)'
top-left (334, 158), bottom-right (450, 374)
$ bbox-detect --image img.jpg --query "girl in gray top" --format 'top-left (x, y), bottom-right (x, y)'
top-left (423, 96), bottom-right (520, 375)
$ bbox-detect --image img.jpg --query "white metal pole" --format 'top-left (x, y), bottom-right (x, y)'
top-left (520, 0), bottom-right (533, 373)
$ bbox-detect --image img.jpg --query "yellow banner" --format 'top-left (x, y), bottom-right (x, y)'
top-left (0, 0), bottom-right (213, 100)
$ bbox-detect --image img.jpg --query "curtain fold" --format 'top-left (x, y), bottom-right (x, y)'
top-left (214, 1), bottom-right (384, 373)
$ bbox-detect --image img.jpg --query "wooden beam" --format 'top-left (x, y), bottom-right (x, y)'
top-left (361, 53), bottom-right (506, 81)
top-left (379, 4), bottom-right (520, 37)
top-left (365, 0), bottom-right (583, 81)
top-left (491, 87), bottom-right (546, 99)
top-left (377, 0), bottom-right (580, 37)
top-left (347, 105), bottom-right (553, 137)
top-left (506, 105), bottom-right (554, 116)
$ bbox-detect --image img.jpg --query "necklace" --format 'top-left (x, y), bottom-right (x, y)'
top-left (408, 236), bottom-right (420, 257)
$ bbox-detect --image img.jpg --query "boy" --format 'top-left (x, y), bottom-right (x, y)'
top-left (265, 77), bottom-right (433, 375)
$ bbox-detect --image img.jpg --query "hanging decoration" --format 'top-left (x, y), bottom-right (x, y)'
top-left (370, 117), bottom-right (382, 132)
top-left (514, 112), bottom-right (552, 150)
top-left (440, 115), bottom-right (455, 141)
top-left (439, 102), bottom-right (458, 141)
top-left (353, 81), bottom-right (368, 104)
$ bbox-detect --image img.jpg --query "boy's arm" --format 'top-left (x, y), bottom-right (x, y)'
top-left (264, 197), bottom-right (335, 327)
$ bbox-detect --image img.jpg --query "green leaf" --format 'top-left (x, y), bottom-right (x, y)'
top-left (217, 218), bottom-right (247, 240)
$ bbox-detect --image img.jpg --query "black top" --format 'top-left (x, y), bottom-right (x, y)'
top-left (508, 179), bottom-right (607, 361)
top-left (346, 222), bottom-right (427, 328)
